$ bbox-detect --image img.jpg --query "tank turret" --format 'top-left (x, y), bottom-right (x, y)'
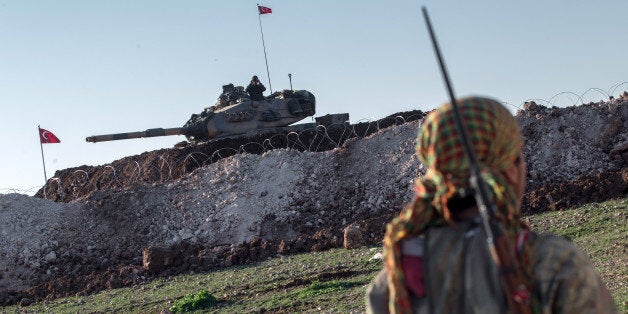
top-left (85, 89), bottom-right (316, 143)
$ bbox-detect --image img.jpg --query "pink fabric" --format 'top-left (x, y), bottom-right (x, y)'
top-left (516, 229), bottom-right (530, 257)
top-left (401, 255), bottom-right (426, 297)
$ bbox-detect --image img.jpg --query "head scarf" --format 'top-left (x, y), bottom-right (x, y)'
top-left (384, 97), bottom-right (527, 313)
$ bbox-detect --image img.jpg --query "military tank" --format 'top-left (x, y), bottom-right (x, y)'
top-left (85, 88), bottom-right (318, 144)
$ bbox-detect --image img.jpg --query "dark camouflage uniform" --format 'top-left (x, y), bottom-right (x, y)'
top-left (366, 218), bottom-right (617, 313)
top-left (246, 82), bottom-right (266, 101)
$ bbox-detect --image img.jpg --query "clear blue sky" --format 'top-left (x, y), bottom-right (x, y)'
top-left (1, 1), bottom-right (626, 193)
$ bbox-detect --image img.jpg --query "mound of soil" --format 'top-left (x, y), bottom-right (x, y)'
top-left (35, 110), bottom-right (426, 203)
top-left (1, 97), bottom-right (626, 305)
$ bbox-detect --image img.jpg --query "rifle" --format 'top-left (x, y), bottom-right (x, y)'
top-left (421, 7), bottom-right (533, 313)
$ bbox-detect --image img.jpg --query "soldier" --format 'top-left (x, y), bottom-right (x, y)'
top-left (246, 75), bottom-right (267, 101)
top-left (214, 84), bottom-right (235, 109)
top-left (366, 97), bottom-right (616, 313)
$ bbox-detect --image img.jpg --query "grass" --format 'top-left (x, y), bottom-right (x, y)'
top-left (170, 290), bottom-right (217, 313)
top-left (3, 198), bottom-right (626, 313)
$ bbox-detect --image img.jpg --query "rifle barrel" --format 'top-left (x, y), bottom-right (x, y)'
top-left (421, 7), bottom-right (532, 313)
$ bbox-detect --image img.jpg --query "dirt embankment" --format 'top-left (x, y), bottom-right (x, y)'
top-left (518, 95), bottom-right (628, 213)
top-left (1, 97), bottom-right (627, 305)
top-left (35, 110), bottom-right (426, 203)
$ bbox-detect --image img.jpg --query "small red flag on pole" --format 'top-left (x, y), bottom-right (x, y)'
top-left (258, 5), bottom-right (272, 14)
top-left (38, 125), bottom-right (61, 185)
top-left (39, 127), bottom-right (61, 144)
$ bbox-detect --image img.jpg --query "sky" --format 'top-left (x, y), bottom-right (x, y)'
top-left (1, 1), bottom-right (627, 194)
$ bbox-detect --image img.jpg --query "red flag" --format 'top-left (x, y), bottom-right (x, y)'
top-left (258, 5), bottom-right (272, 14)
top-left (39, 127), bottom-right (61, 144)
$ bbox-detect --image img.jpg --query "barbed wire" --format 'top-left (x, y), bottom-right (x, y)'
top-left (0, 186), bottom-right (42, 195)
top-left (31, 117), bottom-right (423, 200)
top-left (7, 83), bottom-right (626, 200)
top-left (519, 83), bottom-right (627, 109)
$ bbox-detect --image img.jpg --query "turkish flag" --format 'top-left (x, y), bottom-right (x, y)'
top-left (258, 5), bottom-right (272, 14)
top-left (39, 127), bottom-right (61, 144)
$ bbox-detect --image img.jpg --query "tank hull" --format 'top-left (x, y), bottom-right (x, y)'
top-left (85, 89), bottom-right (316, 144)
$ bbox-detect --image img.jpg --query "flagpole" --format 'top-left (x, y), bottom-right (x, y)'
top-left (38, 125), bottom-right (48, 183)
top-left (257, 5), bottom-right (273, 93)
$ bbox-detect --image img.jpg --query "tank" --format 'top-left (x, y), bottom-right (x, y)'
top-left (85, 89), bottom-right (316, 144)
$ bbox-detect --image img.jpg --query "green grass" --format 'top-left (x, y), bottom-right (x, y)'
top-left (170, 290), bottom-right (217, 313)
top-left (3, 198), bottom-right (626, 313)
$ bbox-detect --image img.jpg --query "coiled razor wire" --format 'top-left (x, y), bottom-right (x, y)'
top-left (286, 131), bottom-right (308, 150)
top-left (548, 92), bottom-right (584, 107)
top-left (608, 82), bottom-right (628, 96)
top-left (580, 88), bottom-right (610, 102)
top-left (0, 184), bottom-right (44, 195)
top-left (405, 114), bottom-right (426, 123)
top-left (239, 142), bottom-right (265, 154)
top-left (158, 155), bottom-right (173, 182)
top-left (502, 101), bottom-right (522, 111)
top-left (104, 165), bottom-right (116, 177)
top-left (43, 177), bottom-right (63, 200)
top-left (69, 170), bottom-right (91, 196)
top-left (334, 122), bottom-right (355, 145)
top-left (262, 138), bottom-right (275, 151)
top-left (101, 165), bottom-right (117, 188)
top-left (523, 98), bottom-right (553, 107)
top-left (268, 133), bottom-right (293, 151)
top-left (72, 170), bottom-right (89, 183)
top-left (119, 161), bottom-right (142, 184)
top-left (31, 83), bottom-right (628, 201)
top-left (522, 83), bottom-right (628, 108)
top-left (210, 148), bottom-right (237, 163)
top-left (0, 188), bottom-right (24, 194)
top-left (308, 125), bottom-right (339, 152)
top-left (356, 118), bottom-right (377, 138)
top-left (182, 152), bottom-right (207, 170)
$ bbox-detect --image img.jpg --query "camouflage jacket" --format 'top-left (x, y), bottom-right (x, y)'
top-left (366, 218), bottom-right (617, 313)
top-left (246, 83), bottom-right (266, 101)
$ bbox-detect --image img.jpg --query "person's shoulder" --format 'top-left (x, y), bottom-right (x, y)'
top-left (533, 234), bottom-right (589, 263)
top-left (531, 233), bottom-right (599, 282)
top-left (530, 234), bottom-right (617, 312)
top-left (535, 234), bottom-right (579, 251)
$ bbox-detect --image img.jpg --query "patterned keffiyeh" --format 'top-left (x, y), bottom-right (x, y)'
top-left (383, 97), bottom-right (530, 313)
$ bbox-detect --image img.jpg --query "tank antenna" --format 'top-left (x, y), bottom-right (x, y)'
top-left (288, 73), bottom-right (293, 90)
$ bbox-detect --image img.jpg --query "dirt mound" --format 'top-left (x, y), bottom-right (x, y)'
top-left (2, 215), bottom-right (395, 306)
top-left (518, 95), bottom-right (628, 189)
top-left (522, 168), bottom-right (628, 214)
top-left (2, 97), bottom-right (627, 305)
top-left (36, 110), bottom-right (426, 203)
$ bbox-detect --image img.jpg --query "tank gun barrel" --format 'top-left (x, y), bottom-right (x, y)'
top-left (85, 88), bottom-right (317, 144)
top-left (86, 127), bottom-right (185, 143)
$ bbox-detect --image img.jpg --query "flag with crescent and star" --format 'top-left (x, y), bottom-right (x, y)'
top-left (258, 5), bottom-right (272, 14)
top-left (39, 127), bottom-right (61, 144)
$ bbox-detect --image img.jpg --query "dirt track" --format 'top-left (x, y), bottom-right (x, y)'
top-left (1, 97), bottom-right (626, 305)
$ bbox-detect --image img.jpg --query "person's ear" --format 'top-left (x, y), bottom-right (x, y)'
top-left (503, 164), bottom-right (518, 185)
top-left (503, 153), bottom-right (524, 185)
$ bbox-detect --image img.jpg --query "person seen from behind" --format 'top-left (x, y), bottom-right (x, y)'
top-left (365, 97), bottom-right (616, 313)
top-left (246, 75), bottom-right (266, 101)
